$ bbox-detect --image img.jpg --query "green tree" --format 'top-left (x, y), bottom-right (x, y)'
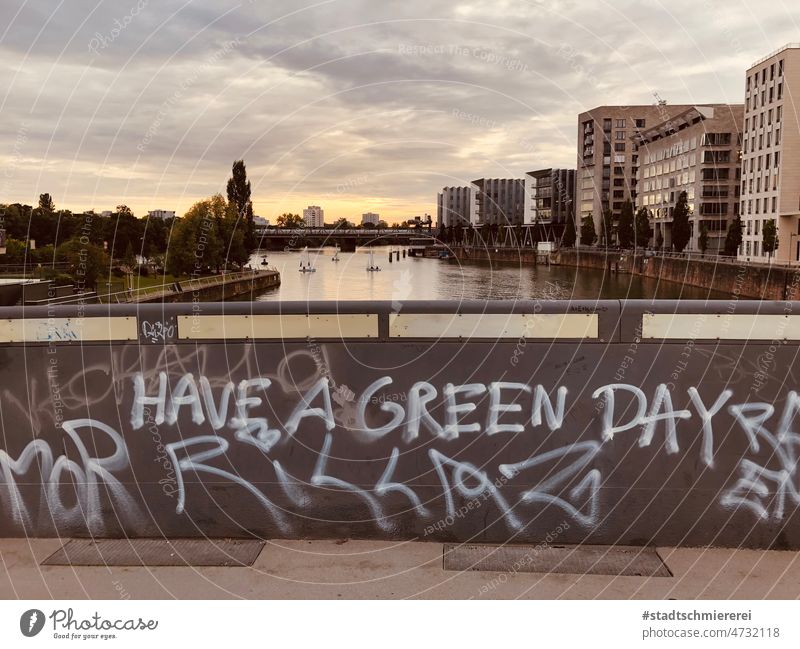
top-left (617, 200), bottom-right (634, 248)
top-left (55, 238), bottom-right (109, 290)
top-left (104, 205), bottom-right (143, 263)
top-left (332, 217), bottom-right (354, 229)
top-left (166, 196), bottom-right (227, 276)
top-left (38, 193), bottom-right (55, 213)
top-left (141, 214), bottom-right (172, 258)
top-left (723, 215), bottom-right (743, 256)
top-left (276, 213), bottom-right (303, 228)
top-left (226, 160), bottom-right (255, 253)
top-left (580, 213), bottom-right (597, 246)
top-left (2, 239), bottom-right (28, 264)
top-left (671, 191), bottom-right (691, 252)
top-left (634, 208), bottom-right (652, 249)
top-left (698, 222), bottom-right (709, 256)
top-left (376, 220), bottom-right (388, 229)
top-left (763, 218), bottom-right (778, 260)
top-left (217, 203), bottom-right (249, 269)
top-left (561, 214), bottom-right (577, 248)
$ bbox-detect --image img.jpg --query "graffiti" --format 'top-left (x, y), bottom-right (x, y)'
top-left (1, 333), bottom-right (800, 547)
top-left (140, 320), bottom-right (175, 344)
top-left (0, 418), bottom-right (142, 533)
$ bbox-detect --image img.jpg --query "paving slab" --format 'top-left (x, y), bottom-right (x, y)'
top-left (1, 539), bottom-right (799, 599)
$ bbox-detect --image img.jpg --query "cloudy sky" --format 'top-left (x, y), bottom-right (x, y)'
top-left (0, 0), bottom-right (797, 223)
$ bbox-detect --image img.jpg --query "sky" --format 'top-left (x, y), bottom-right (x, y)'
top-left (0, 0), bottom-right (798, 224)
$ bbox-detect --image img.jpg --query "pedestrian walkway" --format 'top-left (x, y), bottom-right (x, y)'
top-left (1, 539), bottom-right (798, 599)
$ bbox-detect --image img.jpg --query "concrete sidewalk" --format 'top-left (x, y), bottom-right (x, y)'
top-left (1, 539), bottom-right (799, 599)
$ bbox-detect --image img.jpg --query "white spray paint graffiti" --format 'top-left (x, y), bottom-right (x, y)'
top-left (4, 349), bottom-right (800, 537)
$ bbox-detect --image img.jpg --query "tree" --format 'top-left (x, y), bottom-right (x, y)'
top-left (276, 213), bottom-right (303, 228)
top-left (561, 214), bottom-right (576, 248)
top-left (104, 206), bottom-right (143, 263)
top-left (617, 200), bottom-right (634, 248)
top-left (723, 215), bottom-right (743, 256)
top-left (698, 222), bottom-right (709, 256)
top-left (38, 193), bottom-right (55, 213)
top-left (55, 238), bottom-right (109, 290)
top-left (580, 213), bottom-right (597, 246)
top-left (332, 217), bottom-right (354, 229)
top-left (634, 208), bottom-right (652, 249)
top-left (601, 207), bottom-right (614, 246)
top-left (376, 220), bottom-right (388, 229)
top-left (141, 214), bottom-right (172, 258)
top-left (671, 191), bottom-right (691, 252)
top-left (226, 160), bottom-right (255, 254)
top-left (655, 229), bottom-right (664, 250)
top-left (763, 218), bottom-right (778, 260)
top-left (166, 196), bottom-right (229, 276)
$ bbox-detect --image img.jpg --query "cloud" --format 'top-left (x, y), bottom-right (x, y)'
top-left (0, 0), bottom-right (796, 220)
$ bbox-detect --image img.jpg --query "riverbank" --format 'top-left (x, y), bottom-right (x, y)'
top-left (130, 269), bottom-right (281, 303)
top-left (450, 246), bottom-right (800, 300)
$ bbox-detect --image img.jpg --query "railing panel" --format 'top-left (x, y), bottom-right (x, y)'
top-left (0, 300), bottom-right (795, 548)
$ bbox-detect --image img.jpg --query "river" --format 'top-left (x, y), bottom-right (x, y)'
top-left (250, 247), bottom-right (725, 302)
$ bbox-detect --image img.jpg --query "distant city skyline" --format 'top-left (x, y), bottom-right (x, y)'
top-left (0, 0), bottom-right (794, 223)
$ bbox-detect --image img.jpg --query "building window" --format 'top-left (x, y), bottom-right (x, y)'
top-left (635, 118), bottom-right (645, 128)
top-left (615, 131), bottom-right (626, 140)
top-left (615, 119), bottom-right (626, 128)
top-left (614, 142), bottom-right (625, 152)
top-left (603, 118), bottom-right (612, 130)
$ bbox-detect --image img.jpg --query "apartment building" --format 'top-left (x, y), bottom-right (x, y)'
top-left (303, 205), bottom-right (324, 228)
top-left (739, 44), bottom-right (800, 263)
top-left (635, 105), bottom-right (743, 253)
top-left (147, 209), bottom-right (176, 220)
top-left (524, 168), bottom-right (576, 241)
top-left (361, 212), bottom-right (380, 226)
top-left (436, 186), bottom-right (475, 227)
top-left (471, 178), bottom-right (525, 225)
top-left (577, 104), bottom-right (695, 242)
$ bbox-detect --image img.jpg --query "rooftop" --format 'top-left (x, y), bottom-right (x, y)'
top-left (750, 43), bottom-right (800, 69)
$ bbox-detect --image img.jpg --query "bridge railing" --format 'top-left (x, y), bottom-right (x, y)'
top-left (0, 299), bottom-right (797, 549)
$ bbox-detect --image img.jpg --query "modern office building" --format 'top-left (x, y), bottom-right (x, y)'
top-left (577, 104), bottom-right (696, 242)
top-left (635, 105), bottom-right (743, 253)
top-left (739, 44), bottom-right (800, 263)
top-left (147, 209), bottom-right (176, 220)
top-left (524, 168), bottom-right (576, 241)
top-left (470, 178), bottom-right (525, 225)
top-left (361, 212), bottom-right (380, 226)
top-left (303, 205), bottom-right (324, 228)
top-left (436, 186), bottom-right (475, 227)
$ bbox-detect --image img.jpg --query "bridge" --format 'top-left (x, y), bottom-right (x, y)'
top-left (0, 299), bottom-right (795, 548)
top-left (256, 227), bottom-right (432, 251)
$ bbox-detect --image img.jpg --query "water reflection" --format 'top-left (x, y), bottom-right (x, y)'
top-left (251, 247), bottom-right (725, 302)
